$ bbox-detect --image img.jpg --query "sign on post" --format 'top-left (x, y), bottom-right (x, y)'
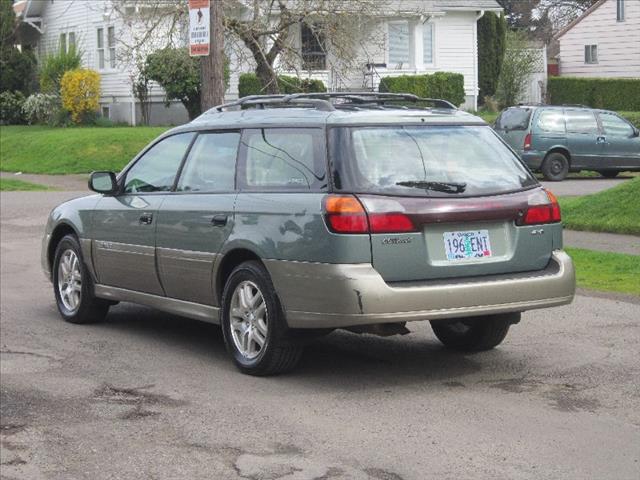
top-left (188, 0), bottom-right (210, 56)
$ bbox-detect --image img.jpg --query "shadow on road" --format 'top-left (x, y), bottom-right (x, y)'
top-left (95, 303), bottom-right (505, 388)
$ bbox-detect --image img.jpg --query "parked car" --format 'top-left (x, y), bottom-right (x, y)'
top-left (494, 105), bottom-right (640, 181)
top-left (42, 93), bottom-right (575, 376)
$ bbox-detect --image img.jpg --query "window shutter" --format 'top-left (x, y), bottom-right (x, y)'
top-left (388, 22), bottom-right (410, 67)
top-left (423, 23), bottom-right (433, 64)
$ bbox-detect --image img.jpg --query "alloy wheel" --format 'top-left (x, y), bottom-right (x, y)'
top-left (57, 249), bottom-right (82, 312)
top-left (229, 280), bottom-right (268, 359)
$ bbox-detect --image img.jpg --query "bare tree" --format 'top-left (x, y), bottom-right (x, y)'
top-left (113, 0), bottom-right (394, 95)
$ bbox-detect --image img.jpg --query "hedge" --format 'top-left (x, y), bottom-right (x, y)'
top-left (238, 73), bottom-right (326, 97)
top-left (378, 72), bottom-right (466, 107)
top-left (548, 77), bottom-right (640, 111)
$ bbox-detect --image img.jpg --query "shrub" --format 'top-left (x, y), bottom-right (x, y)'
top-left (60, 69), bottom-right (101, 124)
top-left (39, 45), bottom-right (83, 94)
top-left (378, 72), bottom-right (466, 106)
top-left (238, 73), bottom-right (327, 97)
top-left (495, 30), bottom-right (539, 108)
top-left (22, 93), bottom-right (61, 124)
top-left (620, 112), bottom-right (640, 129)
top-left (0, 91), bottom-right (26, 124)
top-left (548, 78), bottom-right (640, 111)
top-left (477, 12), bottom-right (506, 102)
top-left (144, 47), bottom-right (201, 119)
top-left (0, 47), bottom-right (37, 95)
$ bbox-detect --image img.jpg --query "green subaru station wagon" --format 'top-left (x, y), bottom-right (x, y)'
top-left (42, 93), bottom-right (575, 375)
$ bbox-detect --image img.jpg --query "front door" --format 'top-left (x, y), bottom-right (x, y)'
top-left (92, 132), bottom-right (195, 295)
top-left (155, 131), bottom-right (241, 305)
top-left (597, 112), bottom-right (640, 170)
top-left (565, 109), bottom-right (602, 169)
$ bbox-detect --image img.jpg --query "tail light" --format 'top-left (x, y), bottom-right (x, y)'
top-left (523, 133), bottom-right (532, 151)
top-left (520, 189), bottom-right (561, 225)
top-left (323, 195), bottom-right (416, 234)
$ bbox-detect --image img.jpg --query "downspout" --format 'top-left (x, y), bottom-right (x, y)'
top-left (474, 10), bottom-right (485, 111)
top-left (130, 91), bottom-right (136, 127)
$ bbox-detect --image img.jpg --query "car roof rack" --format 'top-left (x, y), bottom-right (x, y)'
top-left (208, 92), bottom-right (457, 113)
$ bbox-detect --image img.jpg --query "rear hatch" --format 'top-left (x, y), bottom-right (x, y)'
top-left (329, 124), bottom-right (559, 282)
top-left (494, 107), bottom-right (533, 153)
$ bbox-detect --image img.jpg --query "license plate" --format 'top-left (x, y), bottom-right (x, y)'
top-left (443, 230), bottom-right (492, 261)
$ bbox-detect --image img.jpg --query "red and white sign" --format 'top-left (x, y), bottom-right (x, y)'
top-left (189, 0), bottom-right (210, 56)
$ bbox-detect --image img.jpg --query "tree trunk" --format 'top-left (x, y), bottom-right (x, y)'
top-left (200, 0), bottom-right (226, 111)
top-left (255, 61), bottom-right (279, 94)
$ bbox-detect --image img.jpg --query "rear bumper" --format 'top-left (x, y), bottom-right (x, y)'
top-left (265, 251), bottom-right (575, 328)
top-left (520, 151), bottom-right (545, 170)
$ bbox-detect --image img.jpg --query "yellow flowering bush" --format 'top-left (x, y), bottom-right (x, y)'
top-left (60, 69), bottom-right (101, 123)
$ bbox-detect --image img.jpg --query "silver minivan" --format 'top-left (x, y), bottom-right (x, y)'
top-left (495, 105), bottom-right (640, 181)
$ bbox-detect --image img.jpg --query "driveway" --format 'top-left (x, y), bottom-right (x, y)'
top-left (1, 191), bottom-right (639, 480)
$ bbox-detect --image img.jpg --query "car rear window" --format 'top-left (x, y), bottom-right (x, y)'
top-left (496, 107), bottom-right (532, 130)
top-left (331, 126), bottom-right (537, 197)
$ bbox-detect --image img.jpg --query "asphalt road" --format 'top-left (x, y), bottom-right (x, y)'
top-left (1, 191), bottom-right (639, 480)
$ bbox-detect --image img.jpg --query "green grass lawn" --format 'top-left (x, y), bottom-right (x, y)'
top-left (0, 125), bottom-right (168, 174)
top-left (567, 247), bottom-right (640, 296)
top-left (559, 177), bottom-right (640, 235)
top-left (0, 178), bottom-right (56, 191)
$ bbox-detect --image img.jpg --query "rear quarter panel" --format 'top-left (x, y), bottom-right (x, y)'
top-left (228, 193), bottom-right (371, 263)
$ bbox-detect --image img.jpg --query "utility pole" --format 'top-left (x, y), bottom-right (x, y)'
top-left (200, 0), bottom-right (225, 110)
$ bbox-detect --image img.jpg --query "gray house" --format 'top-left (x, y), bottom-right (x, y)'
top-left (15, 0), bottom-right (501, 125)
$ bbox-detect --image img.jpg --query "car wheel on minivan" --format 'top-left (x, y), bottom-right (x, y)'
top-left (430, 313), bottom-right (519, 351)
top-left (221, 261), bottom-right (303, 376)
top-left (53, 234), bottom-right (110, 324)
top-left (541, 152), bottom-right (569, 181)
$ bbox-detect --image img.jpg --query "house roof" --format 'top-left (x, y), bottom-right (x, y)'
top-left (554, 0), bottom-right (608, 39)
top-left (383, 0), bottom-right (502, 13)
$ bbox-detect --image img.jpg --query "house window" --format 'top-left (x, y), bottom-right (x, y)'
top-left (584, 45), bottom-right (598, 64)
top-left (97, 26), bottom-right (116, 69)
top-left (97, 28), bottom-right (105, 69)
top-left (423, 22), bottom-right (434, 64)
top-left (617, 0), bottom-right (625, 21)
top-left (388, 21), bottom-right (410, 68)
top-left (301, 23), bottom-right (326, 70)
top-left (108, 26), bottom-right (116, 68)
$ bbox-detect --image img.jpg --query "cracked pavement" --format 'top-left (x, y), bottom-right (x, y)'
top-left (1, 191), bottom-right (639, 480)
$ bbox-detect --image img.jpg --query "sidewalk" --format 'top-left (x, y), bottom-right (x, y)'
top-left (564, 229), bottom-right (640, 256)
top-left (1, 172), bottom-right (88, 191)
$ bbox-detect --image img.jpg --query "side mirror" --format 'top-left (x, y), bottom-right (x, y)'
top-left (633, 128), bottom-right (640, 138)
top-left (89, 171), bottom-right (118, 194)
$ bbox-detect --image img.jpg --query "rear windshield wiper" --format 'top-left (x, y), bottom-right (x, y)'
top-left (395, 180), bottom-right (467, 194)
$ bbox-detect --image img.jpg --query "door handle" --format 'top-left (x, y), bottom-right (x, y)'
top-left (139, 213), bottom-right (153, 225)
top-left (597, 136), bottom-right (606, 144)
top-left (211, 214), bottom-right (228, 227)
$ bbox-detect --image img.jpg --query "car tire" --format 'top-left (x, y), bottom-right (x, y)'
top-left (541, 152), bottom-right (569, 181)
top-left (220, 260), bottom-right (303, 376)
top-left (599, 170), bottom-right (619, 178)
top-left (52, 234), bottom-right (110, 324)
top-left (430, 313), bottom-right (519, 352)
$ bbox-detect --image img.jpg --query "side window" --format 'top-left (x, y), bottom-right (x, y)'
top-left (536, 110), bottom-right (566, 133)
top-left (177, 132), bottom-right (240, 192)
top-left (497, 107), bottom-right (531, 130)
top-left (123, 133), bottom-right (194, 194)
top-left (599, 113), bottom-right (634, 137)
top-left (238, 128), bottom-right (327, 191)
top-left (565, 110), bottom-right (599, 134)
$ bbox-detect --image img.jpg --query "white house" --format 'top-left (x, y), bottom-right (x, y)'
top-left (555, 0), bottom-right (640, 78)
top-left (15, 0), bottom-right (501, 125)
